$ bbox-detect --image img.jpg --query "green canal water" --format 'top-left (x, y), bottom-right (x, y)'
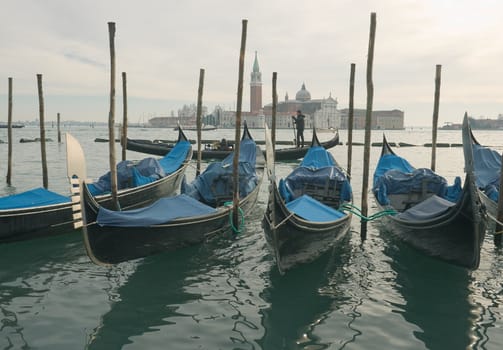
top-left (0, 126), bottom-right (502, 349)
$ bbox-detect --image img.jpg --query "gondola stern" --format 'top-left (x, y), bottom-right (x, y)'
top-left (311, 127), bottom-right (322, 147)
top-left (242, 120), bottom-right (253, 141)
top-left (177, 125), bottom-right (189, 143)
top-left (80, 181), bottom-right (114, 267)
top-left (381, 134), bottom-right (395, 156)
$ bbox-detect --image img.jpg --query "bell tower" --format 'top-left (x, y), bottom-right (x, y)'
top-left (250, 51), bottom-right (262, 114)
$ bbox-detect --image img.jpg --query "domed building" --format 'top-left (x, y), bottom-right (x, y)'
top-left (263, 82), bottom-right (341, 129)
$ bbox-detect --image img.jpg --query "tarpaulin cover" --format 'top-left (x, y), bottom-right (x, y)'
top-left (473, 144), bottom-right (501, 201)
top-left (396, 194), bottom-right (456, 221)
top-left (88, 139), bottom-right (190, 196)
top-left (0, 187), bottom-right (70, 210)
top-left (300, 145), bottom-right (335, 169)
top-left (373, 153), bottom-right (415, 188)
top-left (285, 194), bottom-right (346, 222)
top-left (181, 138), bottom-right (258, 206)
top-left (281, 166), bottom-right (352, 203)
top-left (374, 168), bottom-right (448, 205)
top-left (96, 193), bottom-right (216, 227)
top-left (373, 152), bottom-right (462, 205)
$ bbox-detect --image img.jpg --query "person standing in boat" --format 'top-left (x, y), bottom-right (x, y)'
top-left (291, 110), bottom-right (306, 147)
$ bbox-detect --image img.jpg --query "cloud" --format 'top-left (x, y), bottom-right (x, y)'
top-left (1, 0), bottom-right (502, 125)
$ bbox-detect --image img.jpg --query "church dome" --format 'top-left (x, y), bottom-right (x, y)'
top-left (295, 83), bottom-right (311, 101)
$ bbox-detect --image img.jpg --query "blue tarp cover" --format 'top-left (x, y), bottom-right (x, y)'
top-left (473, 144), bottom-right (501, 201)
top-left (396, 194), bottom-right (456, 221)
top-left (279, 144), bottom-right (351, 203)
top-left (0, 187), bottom-right (70, 210)
top-left (96, 193), bottom-right (216, 227)
top-left (373, 153), bottom-right (462, 205)
top-left (181, 138), bottom-right (257, 206)
top-left (281, 166), bottom-right (352, 203)
top-left (300, 145), bottom-right (335, 169)
top-left (373, 153), bottom-right (415, 188)
top-left (286, 194), bottom-right (346, 222)
top-left (88, 140), bottom-right (190, 196)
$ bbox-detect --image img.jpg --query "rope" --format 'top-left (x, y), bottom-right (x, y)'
top-left (224, 201), bottom-right (245, 234)
top-left (485, 211), bottom-right (503, 235)
top-left (340, 203), bottom-right (397, 222)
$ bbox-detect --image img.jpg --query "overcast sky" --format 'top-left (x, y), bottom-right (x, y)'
top-left (0, 0), bottom-right (502, 126)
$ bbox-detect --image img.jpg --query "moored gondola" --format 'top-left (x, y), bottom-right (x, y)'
top-left (75, 122), bottom-right (265, 265)
top-left (126, 131), bottom-right (340, 161)
top-left (262, 126), bottom-right (352, 273)
top-left (463, 115), bottom-right (501, 222)
top-left (372, 123), bottom-right (485, 269)
top-left (0, 128), bottom-right (192, 243)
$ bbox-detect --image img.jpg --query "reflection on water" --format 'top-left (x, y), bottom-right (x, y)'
top-left (382, 234), bottom-right (476, 350)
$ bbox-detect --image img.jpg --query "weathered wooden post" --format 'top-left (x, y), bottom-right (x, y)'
top-left (272, 72), bottom-right (277, 149)
top-left (196, 68), bottom-right (205, 176)
top-left (6, 77), bottom-right (13, 185)
top-left (37, 74), bottom-right (49, 189)
top-left (361, 12), bottom-right (376, 240)
top-left (232, 19), bottom-right (247, 230)
top-left (496, 152), bottom-right (503, 246)
top-left (107, 22), bottom-right (119, 209)
top-left (347, 63), bottom-right (355, 181)
top-left (431, 64), bottom-right (441, 171)
top-left (57, 112), bottom-right (61, 143)
top-left (121, 72), bottom-right (128, 161)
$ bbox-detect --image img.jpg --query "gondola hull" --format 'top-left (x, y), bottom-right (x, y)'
top-left (126, 133), bottom-right (339, 161)
top-left (374, 172), bottom-right (485, 269)
top-left (81, 146), bottom-right (265, 265)
top-left (262, 184), bottom-right (351, 272)
top-left (0, 149), bottom-right (192, 243)
top-left (0, 162), bottom-right (189, 243)
top-left (373, 121), bottom-right (485, 269)
top-left (464, 119), bottom-right (501, 224)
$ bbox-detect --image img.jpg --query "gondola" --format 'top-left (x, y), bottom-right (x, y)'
top-left (75, 122), bottom-right (265, 265)
top-left (262, 126), bottom-right (352, 273)
top-left (372, 121), bottom-right (485, 269)
top-left (0, 128), bottom-right (192, 243)
top-left (463, 116), bottom-right (501, 221)
top-left (126, 131), bottom-right (340, 161)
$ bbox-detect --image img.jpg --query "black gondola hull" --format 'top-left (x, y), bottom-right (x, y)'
top-left (126, 133), bottom-right (339, 161)
top-left (375, 173), bottom-right (485, 269)
top-left (81, 146), bottom-right (265, 265)
top-left (262, 183), bottom-right (351, 272)
top-left (373, 129), bottom-right (485, 269)
top-left (0, 150), bottom-right (192, 243)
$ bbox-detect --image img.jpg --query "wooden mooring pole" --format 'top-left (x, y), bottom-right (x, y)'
top-left (361, 13), bottom-right (376, 240)
top-left (196, 68), bottom-right (205, 176)
top-left (232, 19), bottom-right (247, 230)
top-left (6, 78), bottom-right (13, 185)
top-left (347, 63), bottom-right (355, 181)
top-left (107, 22), bottom-right (119, 209)
top-left (272, 72), bottom-right (277, 149)
top-left (431, 64), bottom-right (441, 171)
top-left (496, 152), bottom-right (503, 246)
top-left (121, 72), bottom-right (128, 161)
top-left (36, 74), bottom-right (49, 189)
top-left (57, 112), bottom-right (61, 143)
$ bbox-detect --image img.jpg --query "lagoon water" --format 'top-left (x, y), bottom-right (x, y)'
top-left (0, 125), bottom-right (502, 349)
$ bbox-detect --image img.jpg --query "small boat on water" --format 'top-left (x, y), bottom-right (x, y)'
top-left (262, 126), bottom-right (352, 273)
top-left (173, 124), bottom-right (217, 131)
top-left (126, 132), bottom-right (340, 161)
top-left (0, 128), bottom-right (192, 243)
top-left (75, 122), bottom-right (265, 265)
top-left (372, 126), bottom-right (486, 269)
